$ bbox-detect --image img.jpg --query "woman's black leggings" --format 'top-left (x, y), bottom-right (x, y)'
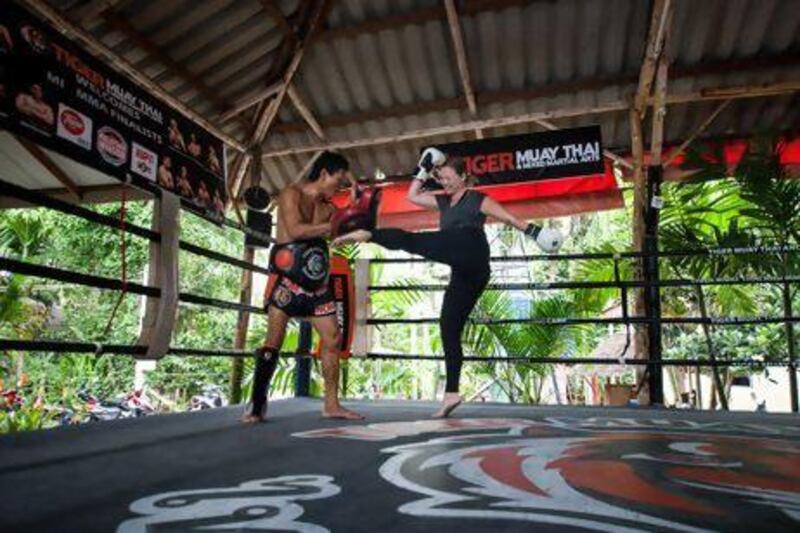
top-left (372, 228), bottom-right (490, 393)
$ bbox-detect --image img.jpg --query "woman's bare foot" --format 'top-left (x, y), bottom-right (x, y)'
top-left (241, 413), bottom-right (265, 424)
top-left (331, 229), bottom-right (372, 247)
top-left (322, 405), bottom-right (365, 420)
top-left (432, 393), bottom-right (463, 419)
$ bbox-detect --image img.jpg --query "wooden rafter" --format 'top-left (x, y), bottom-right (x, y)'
top-left (0, 183), bottom-right (154, 209)
top-left (634, 0), bottom-right (673, 115)
top-left (15, 136), bottom-right (82, 201)
top-left (649, 57), bottom-right (670, 165)
top-left (99, 11), bottom-right (251, 131)
top-left (287, 84), bottom-right (325, 140)
top-left (230, 0), bottom-right (329, 203)
top-left (444, 0), bottom-right (482, 139)
top-left (532, 118), bottom-right (633, 170)
top-left (314, 0), bottom-right (531, 44)
top-left (223, 0), bottom-right (532, 123)
top-left (24, 0), bottom-right (245, 152)
top-left (259, 0), bottom-right (297, 44)
top-left (260, 80), bottom-right (800, 158)
top-left (663, 99), bottom-right (733, 167)
top-left (268, 52), bottom-right (800, 136)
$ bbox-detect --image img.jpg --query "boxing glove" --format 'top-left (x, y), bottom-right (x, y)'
top-left (525, 224), bottom-right (564, 253)
top-left (331, 187), bottom-right (382, 237)
top-left (413, 147), bottom-right (446, 181)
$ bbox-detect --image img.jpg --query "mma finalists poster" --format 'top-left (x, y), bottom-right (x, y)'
top-left (0, 3), bottom-right (227, 222)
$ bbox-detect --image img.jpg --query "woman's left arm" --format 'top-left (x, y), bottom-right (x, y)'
top-left (480, 196), bottom-right (528, 231)
top-left (480, 195), bottom-right (564, 252)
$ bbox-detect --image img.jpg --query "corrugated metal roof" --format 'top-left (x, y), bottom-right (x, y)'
top-left (8, 0), bottom-right (800, 194)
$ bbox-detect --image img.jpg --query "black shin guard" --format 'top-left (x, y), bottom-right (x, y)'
top-left (250, 346), bottom-right (279, 417)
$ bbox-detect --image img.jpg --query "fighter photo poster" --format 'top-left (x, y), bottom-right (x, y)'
top-left (0, 2), bottom-right (227, 221)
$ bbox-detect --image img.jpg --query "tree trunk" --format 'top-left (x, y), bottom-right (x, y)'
top-left (695, 285), bottom-right (728, 410)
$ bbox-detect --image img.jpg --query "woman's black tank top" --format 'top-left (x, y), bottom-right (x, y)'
top-left (436, 190), bottom-right (487, 231)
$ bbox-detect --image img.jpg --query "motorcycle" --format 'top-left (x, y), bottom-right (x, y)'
top-left (189, 385), bottom-right (228, 411)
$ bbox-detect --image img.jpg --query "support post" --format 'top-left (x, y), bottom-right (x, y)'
top-left (295, 321), bottom-right (312, 397)
top-left (644, 164), bottom-right (664, 406)
top-left (782, 272), bottom-right (799, 412)
top-left (229, 245), bottom-right (255, 404)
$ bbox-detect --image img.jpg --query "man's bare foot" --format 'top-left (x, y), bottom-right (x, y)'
top-left (241, 413), bottom-right (265, 424)
top-left (331, 229), bottom-right (372, 247)
top-left (432, 393), bottom-right (463, 419)
top-left (322, 406), bottom-right (365, 420)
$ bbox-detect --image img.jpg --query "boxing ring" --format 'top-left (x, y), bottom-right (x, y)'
top-left (2, 176), bottom-right (800, 530)
top-left (0, 398), bottom-right (798, 532)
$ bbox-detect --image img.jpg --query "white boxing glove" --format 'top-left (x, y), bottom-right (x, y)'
top-left (525, 224), bottom-right (564, 253)
top-left (414, 147), bottom-right (446, 181)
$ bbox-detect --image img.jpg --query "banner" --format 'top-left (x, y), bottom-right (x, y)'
top-left (433, 125), bottom-right (604, 185)
top-left (0, 3), bottom-right (227, 221)
top-left (315, 255), bottom-right (355, 359)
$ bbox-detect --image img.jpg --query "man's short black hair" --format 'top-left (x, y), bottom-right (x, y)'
top-left (308, 151), bottom-right (349, 182)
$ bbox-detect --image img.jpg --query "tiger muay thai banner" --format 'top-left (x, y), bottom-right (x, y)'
top-left (0, 2), bottom-right (227, 221)
top-left (434, 125), bottom-right (604, 185)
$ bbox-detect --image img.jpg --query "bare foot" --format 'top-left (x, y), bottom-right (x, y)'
top-left (241, 413), bottom-right (265, 424)
top-left (331, 229), bottom-right (372, 247)
top-left (322, 406), bottom-right (365, 420)
top-left (432, 393), bottom-right (463, 419)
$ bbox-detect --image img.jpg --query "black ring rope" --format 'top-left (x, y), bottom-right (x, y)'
top-left (0, 179), bottom-right (271, 275)
top-left (1, 340), bottom-right (794, 369)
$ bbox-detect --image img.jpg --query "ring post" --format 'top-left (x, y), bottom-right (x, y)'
top-left (645, 164), bottom-right (664, 405)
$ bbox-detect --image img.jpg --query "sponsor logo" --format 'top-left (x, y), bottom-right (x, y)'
top-left (295, 417), bottom-right (800, 530)
top-left (130, 142), bottom-right (157, 181)
top-left (56, 104), bottom-right (92, 150)
top-left (118, 475), bottom-right (340, 532)
top-left (97, 126), bottom-right (127, 166)
top-left (301, 247), bottom-right (327, 282)
top-left (20, 25), bottom-right (49, 54)
top-left (274, 286), bottom-right (292, 307)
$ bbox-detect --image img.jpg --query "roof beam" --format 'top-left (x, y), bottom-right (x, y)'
top-left (23, 0), bottom-right (246, 152)
top-left (287, 84), bottom-right (326, 140)
top-left (634, 0), bottom-right (673, 116)
top-left (663, 99), bottom-right (732, 167)
top-left (0, 183), bottom-right (152, 209)
top-left (649, 57), bottom-right (670, 165)
top-left (261, 80), bottom-right (800, 158)
top-left (258, 0), bottom-right (297, 44)
top-left (444, 0), bottom-right (482, 139)
top-left (230, 0), bottom-right (328, 202)
top-left (532, 118), bottom-right (633, 170)
top-left (99, 11), bottom-right (252, 132)
top-left (314, 0), bottom-right (532, 43)
top-left (269, 52), bottom-right (800, 135)
top-left (224, 0), bottom-right (533, 122)
top-left (14, 136), bottom-right (82, 201)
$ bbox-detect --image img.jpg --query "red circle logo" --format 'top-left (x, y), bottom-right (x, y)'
top-left (60, 110), bottom-right (85, 135)
top-left (275, 249), bottom-right (294, 270)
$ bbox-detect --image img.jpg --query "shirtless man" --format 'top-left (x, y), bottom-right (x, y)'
top-left (158, 156), bottom-right (175, 189)
top-left (168, 118), bottom-right (186, 152)
top-left (242, 151), bottom-right (363, 422)
top-left (187, 133), bottom-right (202, 159)
top-left (176, 166), bottom-right (193, 197)
top-left (15, 83), bottom-right (53, 128)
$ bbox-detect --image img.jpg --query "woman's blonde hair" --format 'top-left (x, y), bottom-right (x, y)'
top-left (444, 155), bottom-right (478, 186)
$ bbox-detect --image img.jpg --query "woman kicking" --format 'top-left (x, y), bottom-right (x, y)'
top-left (333, 149), bottom-right (563, 418)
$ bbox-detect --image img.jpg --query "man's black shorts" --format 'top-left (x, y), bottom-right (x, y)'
top-left (264, 274), bottom-right (335, 318)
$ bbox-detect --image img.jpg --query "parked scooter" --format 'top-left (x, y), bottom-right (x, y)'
top-left (189, 385), bottom-right (228, 411)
